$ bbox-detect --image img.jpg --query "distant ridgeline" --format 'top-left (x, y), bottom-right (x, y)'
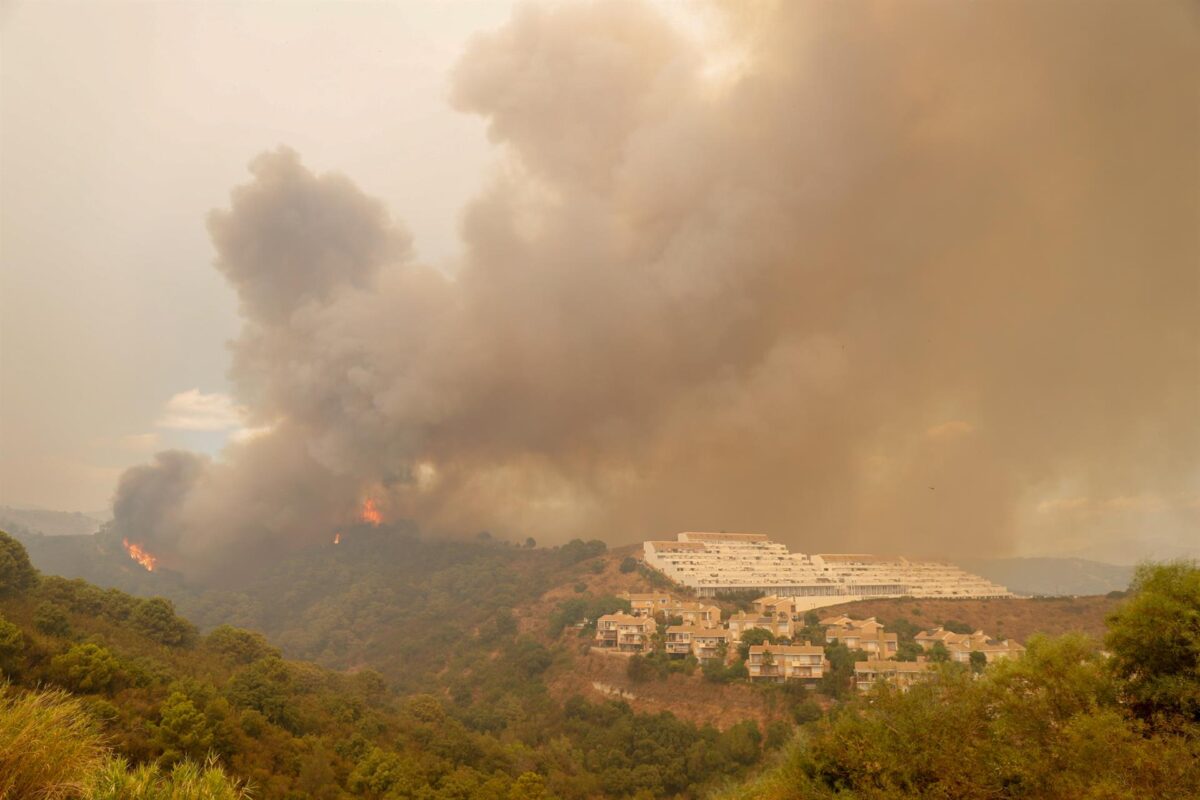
top-left (644, 533), bottom-right (1012, 602)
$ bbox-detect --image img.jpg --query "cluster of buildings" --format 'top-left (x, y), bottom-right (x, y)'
top-left (643, 532), bottom-right (1012, 603)
top-left (592, 589), bottom-right (1024, 692)
top-left (914, 625), bottom-right (1026, 663)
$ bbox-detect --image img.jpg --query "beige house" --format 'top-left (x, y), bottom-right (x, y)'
top-left (753, 595), bottom-right (803, 619)
top-left (916, 627), bottom-right (1025, 664)
top-left (854, 659), bottom-right (936, 692)
top-left (747, 644), bottom-right (827, 684)
top-left (729, 611), bottom-right (794, 640)
top-left (826, 620), bottom-right (899, 657)
top-left (665, 625), bottom-right (731, 661)
top-left (669, 600), bottom-right (721, 628)
top-left (595, 613), bottom-right (655, 653)
top-left (914, 626), bottom-right (962, 650)
top-left (623, 593), bottom-right (722, 628)
top-left (624, 593), bottom-right (674, 617)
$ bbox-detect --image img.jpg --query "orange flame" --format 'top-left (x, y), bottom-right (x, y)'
top-left (122, 538), bottom-right (158, 572)
top-left (359, 498), bottom-right (382, 526)
top-left (333, 532), bottom-right (342, 545)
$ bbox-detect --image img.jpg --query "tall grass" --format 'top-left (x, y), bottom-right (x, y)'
top-left (0, 685), bottom-right (251, 799)
top-left (88, 756), bottom-right (252, 800)
top-left (0, 685), bottom-right (105, 800)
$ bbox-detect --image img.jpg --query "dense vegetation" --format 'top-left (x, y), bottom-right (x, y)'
top-left (8, 523), bottom-right (1198, 798)
top-left (719, 561), bottom-right (1200, 800)
top-left (0, 530), bottom-right (775, 798)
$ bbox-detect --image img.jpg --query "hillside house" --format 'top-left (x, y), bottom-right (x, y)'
top-left (916, 627), bottom-right (1025, 663)
top-left (624, 593), bottom-right (674, 617)
top-left (623, 593), bottom-right (722, 628)
top-left (665, 625), bottom-right (731, 661)
top-left (729, 611), bottom-right (794, 640)
top-left (595, 613), bottom-right (654, 653)
top-left (747, 644), bottom-right (827, 684)
top-left (753, 595), bottom-right (802, 619)
top-left (854, 659), bottom-right (936, 692)
top-left (826, 619), bottom-right (898, 657)
top-left (670, 600), bottom-right (722, 628)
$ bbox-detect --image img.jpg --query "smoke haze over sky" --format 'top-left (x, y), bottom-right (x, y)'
top-left (3, 1), bottom-right (1198, 566)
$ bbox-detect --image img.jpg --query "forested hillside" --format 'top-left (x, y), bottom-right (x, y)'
top-left (0, 530), bottom-right (777, 798)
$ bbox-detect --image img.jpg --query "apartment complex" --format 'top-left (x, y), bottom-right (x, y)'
top-left (643, 532), bottom-right (1011, 600)
top-left (747, 644), bottom-right (827, 684)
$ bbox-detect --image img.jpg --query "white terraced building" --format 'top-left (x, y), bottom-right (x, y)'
top-left (643, 532), bottom-right (1011, 600)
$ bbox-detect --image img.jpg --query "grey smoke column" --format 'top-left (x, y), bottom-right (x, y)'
top-left (112, 0), bottom-right (1200, 570)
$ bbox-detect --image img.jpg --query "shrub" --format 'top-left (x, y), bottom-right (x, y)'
top-left (619, 557), bottom-right (638, 574)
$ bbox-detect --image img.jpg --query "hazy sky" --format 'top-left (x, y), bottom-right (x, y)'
top-left (1, 1), bottom-right (515, 511)
top-left (2, 1), bottom-right (1197, 565)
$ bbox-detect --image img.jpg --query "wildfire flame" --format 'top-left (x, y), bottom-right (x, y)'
top-left (122, 538), bottom-right (158, 572)
top-left (333, 532), bottom-right (341, 545)
top-left (359, 498), bottom-right (382, 526)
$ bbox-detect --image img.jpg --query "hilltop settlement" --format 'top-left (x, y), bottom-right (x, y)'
top-left (593, 532), bottom-right (1026, 692)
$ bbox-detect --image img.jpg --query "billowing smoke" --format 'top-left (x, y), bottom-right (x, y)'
top-left (113, 0), bottom-right (1199, 571)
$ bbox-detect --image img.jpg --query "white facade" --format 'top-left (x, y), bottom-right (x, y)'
top-left (643, 532), bottom-right (1011, 600)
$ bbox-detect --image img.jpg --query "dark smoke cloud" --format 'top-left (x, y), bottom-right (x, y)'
top-left (113, 0), bottom-right (1199, 570)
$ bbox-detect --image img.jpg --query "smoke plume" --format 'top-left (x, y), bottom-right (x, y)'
top-left (113, 0), bottom-right (1199, 570)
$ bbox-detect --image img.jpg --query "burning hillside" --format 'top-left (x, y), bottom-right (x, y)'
top-left (122, 538), bottom-right (158, 572)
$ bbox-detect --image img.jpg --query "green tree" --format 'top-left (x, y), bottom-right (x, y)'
top-left (619, 557), bottom-right (638, 573)
top-left (34, 602), bottom-right (71, 637)
top-left (49, 643), bottom-right (121, 694)
top-left (818, 642), bottom-right (858, 699)
top-left (225, 657), bottom-right (296, 730)
top-left (0, 531), bottom-right (37, 596)
top-left (928, 641), bottom-right (951, 663)
top-left (1106, 561), bottom-right (1200, 723)
top-left (969, 650), bottom-right (987, 674)
top-left (155, 691), bottom-right (214, 763)
top-left (0, 616), bottom-right (24, 671)
top-left (204, 625), bottom-right (279, 664)
top-left (737, 628), bottom-right (776, 660)
top-left (509, 771), bottom-right (548, 800)
top-left (131, 597), bottom-right (197, 647)
top-left (791, 698), bottom-right (822, 725)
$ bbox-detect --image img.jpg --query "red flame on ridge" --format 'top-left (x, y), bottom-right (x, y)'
top-left (122, 538), bottom-right (158, 572)
top-left (333, 532), bottom-right (342, 545)
top-left (359, 498), bottom-right (382, 526)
